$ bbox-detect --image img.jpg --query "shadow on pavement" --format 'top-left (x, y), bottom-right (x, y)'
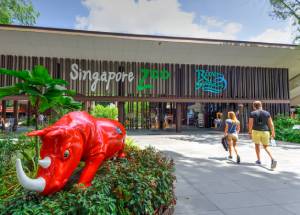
top-left (161, 150), bottom-right (300, 189)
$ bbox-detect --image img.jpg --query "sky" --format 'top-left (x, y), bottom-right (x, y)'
top-left (31, 0), bottom-right (296, 44)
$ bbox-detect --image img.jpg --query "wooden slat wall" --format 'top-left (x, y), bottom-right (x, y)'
top-left (0, 54), bottom-right (289, 101)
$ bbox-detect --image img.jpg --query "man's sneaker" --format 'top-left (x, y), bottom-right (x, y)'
top-left (237, 155), bottom-right (241, 164)
top-left (271, 159), bottom-right (277, 170)
top-left (256, 160), bottom-right (261, 165)
top-left (228, 155), bottom-right (233, 160)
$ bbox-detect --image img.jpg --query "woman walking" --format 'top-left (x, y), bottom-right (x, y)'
top-left (224, 111), bottom-right (241, 163)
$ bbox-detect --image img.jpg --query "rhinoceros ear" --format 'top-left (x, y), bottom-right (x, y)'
top-left (27, 129), bottom-right (48, 137)
top-left (44, 129), bottom-right (66, 138)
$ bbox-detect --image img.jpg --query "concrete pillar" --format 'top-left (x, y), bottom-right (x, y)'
top-left (13, 100), bottom-right (19, 131)
top-left (176, 103), bottom-right (182, 132)
top-left (118, 102), bottom-right (125, 125)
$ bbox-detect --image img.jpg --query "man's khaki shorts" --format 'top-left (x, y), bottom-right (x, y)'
top-left (252, 130), bottom-right (270, 146)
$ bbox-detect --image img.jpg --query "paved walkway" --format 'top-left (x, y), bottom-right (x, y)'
top-left (128, 129), bottom-right (300, 215)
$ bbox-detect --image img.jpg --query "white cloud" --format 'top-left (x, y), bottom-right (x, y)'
top-left (249, 22), bottom-right (296, 44)
top-left (75, 0), bottom-right (242, 40)
top-left (201, 16), bottom-right (224, 28)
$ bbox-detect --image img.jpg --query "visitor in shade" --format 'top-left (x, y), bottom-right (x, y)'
top-left (248, 101), bottom-right (277, 170)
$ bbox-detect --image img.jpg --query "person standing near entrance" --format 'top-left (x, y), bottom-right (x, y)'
top-left (248, 101), bottom-right (277, 170)
top-left (0, 116), bottom-right (5, 131)
top-left (224, 111), bottom-right (241, 163)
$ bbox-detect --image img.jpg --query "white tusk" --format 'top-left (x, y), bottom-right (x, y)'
top-left (38, 156), bottom-right (51, 169)
top-left (16, 159), bottom-right (46, 192)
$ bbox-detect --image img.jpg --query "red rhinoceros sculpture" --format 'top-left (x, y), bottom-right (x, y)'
top-left (16, 111), bottom-right (126, 195)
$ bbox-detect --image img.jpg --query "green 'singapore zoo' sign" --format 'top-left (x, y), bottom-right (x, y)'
top-left (137, 68), bottom-right (171, 91)
top-left (70, 64), bottom-right (227, 94)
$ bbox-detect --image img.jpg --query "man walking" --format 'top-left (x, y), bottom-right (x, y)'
top-left (248, 101), bottom-right (277, 170)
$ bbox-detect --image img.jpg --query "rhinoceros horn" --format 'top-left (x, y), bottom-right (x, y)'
top-left (16, 159), bottom-right (46, 192)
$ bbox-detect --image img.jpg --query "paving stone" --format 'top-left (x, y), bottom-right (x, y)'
top-left (129, 130), bottom-right (300, 215)
top-left (281, 202), bottom-right (300, 215)
top-left (256, 188), bottom-right (300, 204)
top-left (175, 194), bottom-right (219, 214)
top-left (223, 205), bottom-right (294, 215)
top-left (205, 192), bottom-right (272, 209)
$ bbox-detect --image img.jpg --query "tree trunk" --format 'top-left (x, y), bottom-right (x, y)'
top-left (34, 112), bottom-right (39, 165)
top-left (33, 98), bottom-right (41, 165)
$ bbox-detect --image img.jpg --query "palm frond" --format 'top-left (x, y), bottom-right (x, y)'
top-left (0, 86), bottom-right (21, 99)
top-left (0, 68), bottom-right (30, 81)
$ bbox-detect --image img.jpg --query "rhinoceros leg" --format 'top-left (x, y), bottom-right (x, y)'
top-left (77, 154), bottom-right (105, 187)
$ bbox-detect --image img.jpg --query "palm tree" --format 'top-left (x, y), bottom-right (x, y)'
top-left (0, 65), bottom-right (81, 162)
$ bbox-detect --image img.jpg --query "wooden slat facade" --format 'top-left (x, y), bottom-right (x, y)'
top-left (0, 55), bottom-right (290, 100)
top-left (0, 54), bottom-right (290, 131)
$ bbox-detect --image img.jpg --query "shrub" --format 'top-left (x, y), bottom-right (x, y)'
top-left (0, 133), bottom-right (37, 200)
top-left (125, 137), bottom-right (140, 150)
top-left (0, 138), bottom-right (176, 214)
top-left (274, 115), bottom-right (300, 143)
top-left (90, 104), bottom-right (118, 120)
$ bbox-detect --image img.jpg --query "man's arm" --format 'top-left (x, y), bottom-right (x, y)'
top-left (267, 117), bottom-right (275, 138)
top-left (236, 123), bottom-right (240, 134)
top-left (248, 118), bottom-right (253, 137)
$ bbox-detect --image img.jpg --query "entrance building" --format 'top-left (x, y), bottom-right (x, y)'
top-left (0, 25), bottom-right (298, 132)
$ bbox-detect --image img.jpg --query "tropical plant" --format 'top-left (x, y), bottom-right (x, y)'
top-left (90, 104), bottom-right (118, 120)
top-left (274, 115), bottom-right (300, 143)
top-left (0, 65), bottom-right (81, 128)
top-left (0, 133), bottom-right (36, 200)
top-left (125, 137), bottom-right (140, 150)
top-left (0, 0), bottom-right (39, 25)
top-left (0, 65), bottom-right (82, 161)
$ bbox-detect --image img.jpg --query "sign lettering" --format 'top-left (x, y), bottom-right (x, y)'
top-left (195, 69), bottom-right (227, 94)
top-left (71, 64), bottom-right (134, 92)
top-left (137, 68), bottom-right (171, 91)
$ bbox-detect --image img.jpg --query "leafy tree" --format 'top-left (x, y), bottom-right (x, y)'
top-left (0, 0), bottom-right (39, 25)
top-left (0, 65), bottom-right (81, 162)
top-left (269, 0), bottom-right (300, 42)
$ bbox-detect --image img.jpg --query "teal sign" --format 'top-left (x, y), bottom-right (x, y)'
top-left (195, 69), bottom-right (227, 94)
top-left (137, 68), bottom-right (171, 91)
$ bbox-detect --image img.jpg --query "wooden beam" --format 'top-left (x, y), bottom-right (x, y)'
top-left (0, 95), bottom-right (290, 104)
top-left (73, 96), bottom-right (290, 104)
